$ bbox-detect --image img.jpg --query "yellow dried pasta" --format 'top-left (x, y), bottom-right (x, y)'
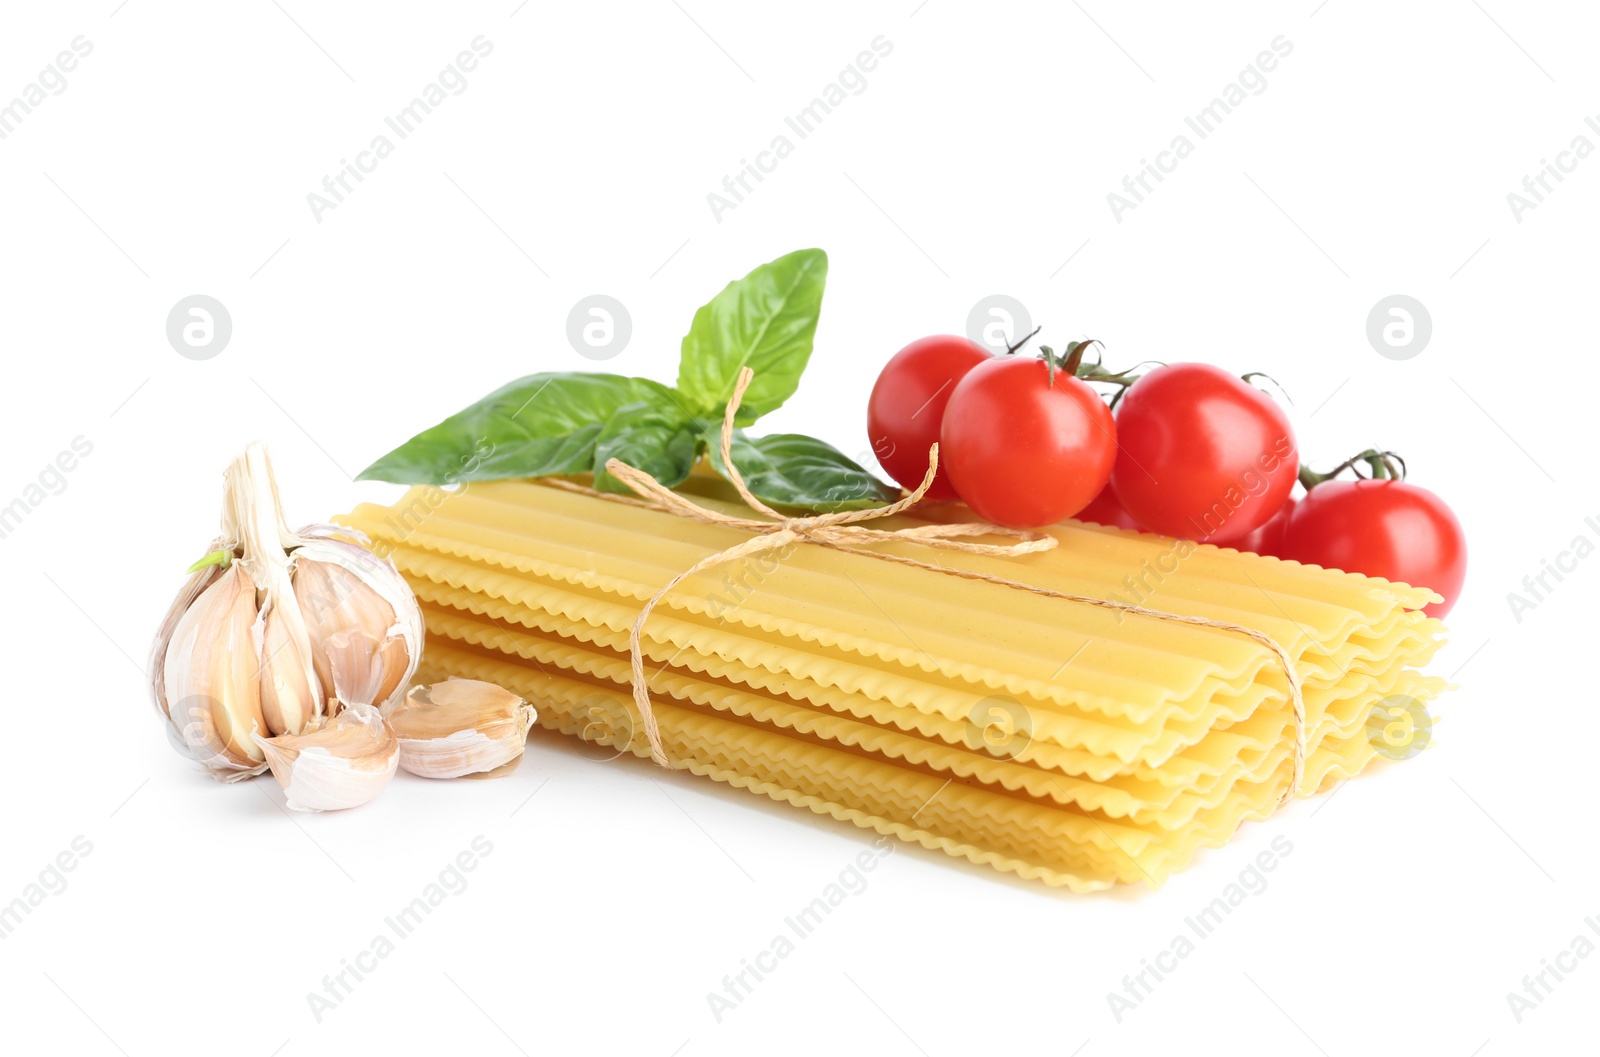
top-left (338, 474), bottom-right (1445, 890)
top-left (343, 520), bottom-right (1441, 766)
top-left (420, 604), bottom-right (1443, 828)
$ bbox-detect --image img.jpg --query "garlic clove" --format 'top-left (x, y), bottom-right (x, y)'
top-left (321, 626), bottom-right (401, 713)
top-left (150, 547), bottom-right (226, 722)
top-left (254, 704), bottom-right (398, 812)
top-left (161, 563), bottom-right (269, 780)
top-left (458, 757), bottom-right (526, 781)
top-left (292, 546), bottom-right (420, 713)
top-left (388, 679), bottom-right (536, 779)
top-left (256, 591), bottom-right (324, 737)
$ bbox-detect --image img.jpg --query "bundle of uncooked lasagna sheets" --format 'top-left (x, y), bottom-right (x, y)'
top-left (335, 472), bottom-right (1446, 892)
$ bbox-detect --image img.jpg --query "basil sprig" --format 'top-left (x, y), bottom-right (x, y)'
top-left (357, 248), bottom-right (895, 512)
top-left (677, 248), bottom-right (827, 424)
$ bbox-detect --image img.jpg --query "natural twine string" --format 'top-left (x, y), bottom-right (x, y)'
top-left (545, 366), bottom-right (1306, 805)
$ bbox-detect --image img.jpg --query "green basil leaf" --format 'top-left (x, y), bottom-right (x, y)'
top-left (591, 400), bottom-right (699, 495)
top-left (707, 431), bottom-right (899, 512)
top-left (357, 373), bottom-right (680, 484)
top-left (676, 248), bottom-right (828, 425)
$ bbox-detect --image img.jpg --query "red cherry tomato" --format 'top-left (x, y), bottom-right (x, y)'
top-left (867, 335), bottom-right (991, 500)
top-left (1231, 495), bottom-right (1297, 556)
top-left (940, 358), bottom-right (1117, 529)
top-left (1110, 363), bottom-right (1298, 544)
top-left (1277, 479), bottom-right (1466, 618)
top-left (1076, 483), bottom-right (1142, 531)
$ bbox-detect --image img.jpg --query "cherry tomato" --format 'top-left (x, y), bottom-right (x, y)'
top-left (1110, 363), bottom-right (1298, 544)
top-left (1276, 479), bottom-right (1465, 618)
top-left (867, 335), bottom-right (991, 500)
top-left (1231, 495), bottom-right (1297, 556)
top-left (940, 357), bottom-right (1117, 529)
top-left (1076, 483), bottom-right (1142, 531)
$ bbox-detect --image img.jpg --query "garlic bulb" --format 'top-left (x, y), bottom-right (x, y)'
top-left (150, 443), bottom-right (424, 782)
top-left (254, 705), bottom-right (398, 812)
top-left (389, 679), bottom-right (537, 779)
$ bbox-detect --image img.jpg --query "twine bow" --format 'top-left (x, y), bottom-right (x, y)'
top-left (572, 367), bottom-right (1306, 805)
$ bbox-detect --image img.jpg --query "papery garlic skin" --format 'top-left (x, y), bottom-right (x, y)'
top-left (254, 705), bottom-right (397, 811)
top-left (389, 679), bottom-right (536, 779)
top-left (230, 445), bottom-right (325, 736)
top-left (149, 443), bottom-right (425, 785)
top-left (150, 544), bottom-right (225, 722)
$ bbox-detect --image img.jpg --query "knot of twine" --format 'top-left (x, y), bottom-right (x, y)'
top-left (561, 366), bottom-right (1305, 806)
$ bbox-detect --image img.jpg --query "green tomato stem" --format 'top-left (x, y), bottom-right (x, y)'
top-left (1004, 325), bottom-right (1042, 356)
top-left (1300, 448), bottom-right (1408, 490)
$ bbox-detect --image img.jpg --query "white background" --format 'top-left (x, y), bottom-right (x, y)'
top-left (1, 1), bottom-right (1593, 1054)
